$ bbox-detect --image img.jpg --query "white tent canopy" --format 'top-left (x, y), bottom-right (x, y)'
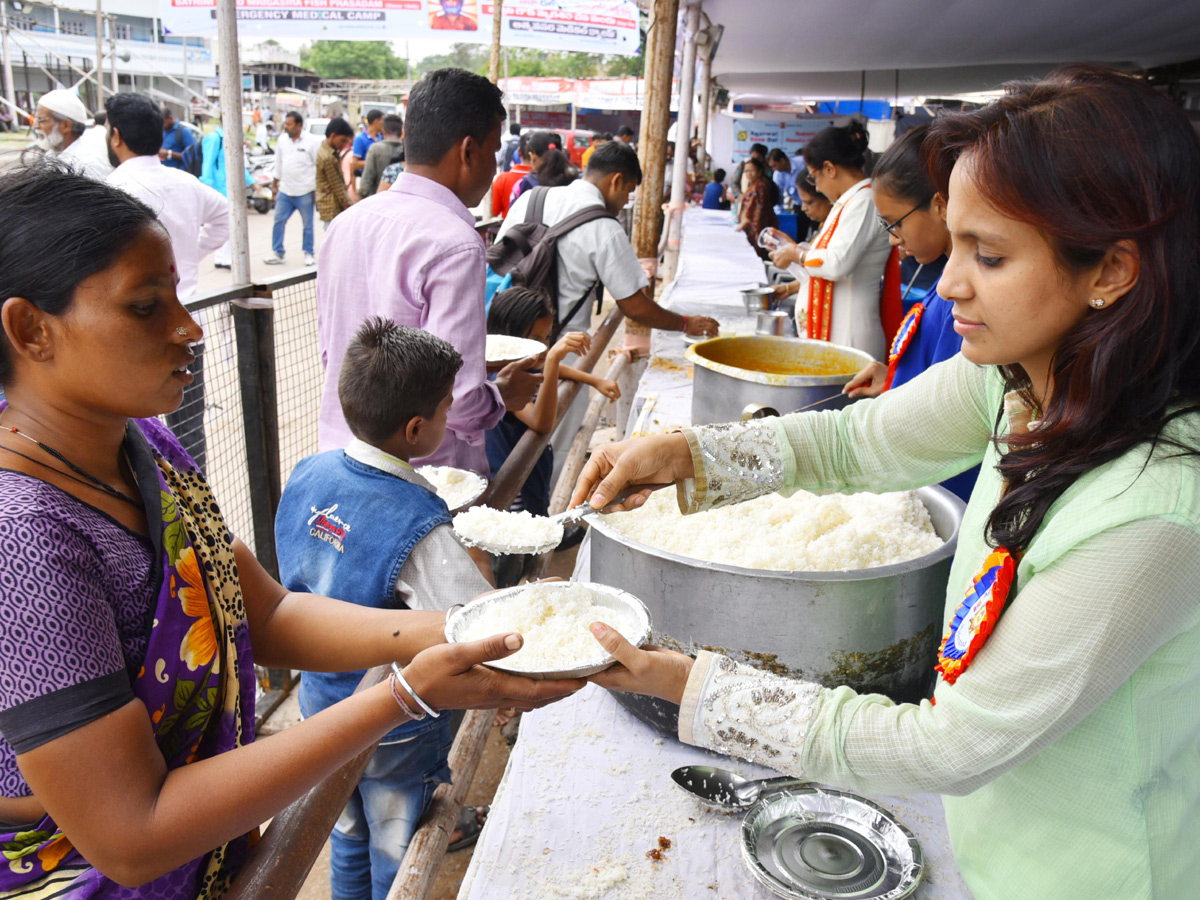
top-left (703, 0), bottom-right (1200, 103)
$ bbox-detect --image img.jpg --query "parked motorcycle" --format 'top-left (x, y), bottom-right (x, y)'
top-left (246, 151), bottom-right (275, 215)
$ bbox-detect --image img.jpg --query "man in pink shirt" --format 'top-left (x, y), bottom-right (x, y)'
top-left (317, 69), bottom-right (540, 473)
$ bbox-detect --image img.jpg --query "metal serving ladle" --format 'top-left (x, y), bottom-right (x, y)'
top-left (455, 482), bottom-right (675, 556)
top-left (671, 765), bottom-right (812, 812)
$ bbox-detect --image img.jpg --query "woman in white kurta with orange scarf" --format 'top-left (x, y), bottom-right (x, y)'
top-left (771, 121), bottom-right (891, 360)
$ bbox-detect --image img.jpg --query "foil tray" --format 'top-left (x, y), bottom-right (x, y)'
top-left (444, 581), bottom-right (652, 680)
top-left (741, 788), bottom-right (922, 900)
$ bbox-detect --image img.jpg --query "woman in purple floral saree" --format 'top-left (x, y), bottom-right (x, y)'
top-left (0, 166), bottom-right (581, 899)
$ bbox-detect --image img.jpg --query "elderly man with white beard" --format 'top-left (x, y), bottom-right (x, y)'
top-left (33, 89), bottom-right (112, 180)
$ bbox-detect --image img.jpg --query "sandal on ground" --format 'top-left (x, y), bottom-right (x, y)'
top-left (448, 804), bottom-right (490, 852)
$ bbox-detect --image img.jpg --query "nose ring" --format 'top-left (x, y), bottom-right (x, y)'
top-left (176, 327), bottom-right (190, 336)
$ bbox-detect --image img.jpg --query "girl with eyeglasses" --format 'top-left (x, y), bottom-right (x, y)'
top-left (767, 120), bottom-right (891, 359)
top-left (841, 125), bottom-right (977, 500)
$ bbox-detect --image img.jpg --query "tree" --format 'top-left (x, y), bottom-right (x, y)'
top-left (412, 43), bottom-right (640, 80)
top-left (413, 43), bottom-right (491, 76)
top-left (300, 41), bottom-right (410, 80)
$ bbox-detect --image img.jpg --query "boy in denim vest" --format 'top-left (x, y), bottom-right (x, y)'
top-left (275, 318), bottom-right (492, 900)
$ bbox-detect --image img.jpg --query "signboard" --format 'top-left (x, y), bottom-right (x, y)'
top-left (731, 118), bottom-right (834, 160)
top-left (159, 0), bottom-right (640, 55)
top-left (498, 76), bottom-right (675, 111)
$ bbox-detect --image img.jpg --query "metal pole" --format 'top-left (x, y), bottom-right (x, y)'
top-left (108, 16), bottom-right (116, 94)
top-left (631, 0), bottom-right (679, 260)
top-left (695, 29), bottom-right (713, 174)
top-left (1, 0), bottom-right (17, 116)
top-left (487, 0), bottom-right (502, 83)
top-left (217, 0), bottom-right (251, 284)
top-left (661, 0), bottom-right (700, 283)
top-left (181, 36), bottom-right (188, 102)
top-left (94, 0), bottom-right (103, 98)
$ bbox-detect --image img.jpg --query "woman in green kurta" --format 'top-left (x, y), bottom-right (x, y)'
top-left (569, 65), bottom-right (1200, 900)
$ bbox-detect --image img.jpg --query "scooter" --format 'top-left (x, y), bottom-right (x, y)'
top-left (245, 152), bottom-right (275, 215)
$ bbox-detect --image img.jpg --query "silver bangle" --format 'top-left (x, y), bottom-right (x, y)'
top-left (391, 662), bottom-right (440, 718)
top-left (387, 672), bottom-right (423, 721)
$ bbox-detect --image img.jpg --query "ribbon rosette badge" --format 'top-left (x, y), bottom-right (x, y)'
top-left (936, 549), bottom-right (1015, 685)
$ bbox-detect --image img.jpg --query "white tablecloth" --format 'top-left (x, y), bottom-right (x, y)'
top-left (458, 210), bottom-right (973, 900)
top-left (624, 209), bottom-right (767, 438)
top-left (458, 686), bottom-right (969, 900)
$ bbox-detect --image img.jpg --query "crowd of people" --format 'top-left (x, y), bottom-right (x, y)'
top-left (2, 60), bottom-right (1200, 900)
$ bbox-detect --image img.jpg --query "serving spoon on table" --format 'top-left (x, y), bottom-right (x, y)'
top-left (454, 482), bottom-right (676, 556)
top-left (671, 765), bottom-right (812, 812)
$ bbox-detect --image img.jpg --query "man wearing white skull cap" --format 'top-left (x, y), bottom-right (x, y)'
top-left (34, 89), bottom-right (112, 180)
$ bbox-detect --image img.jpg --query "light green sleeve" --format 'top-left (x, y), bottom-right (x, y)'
top-left (678, 518), bottom-right (1200, 796)
top-left (679, 353), bottom-right (996, 513)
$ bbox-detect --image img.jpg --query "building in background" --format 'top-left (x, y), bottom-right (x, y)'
top-left (0, 0), bottom-right (213, 118)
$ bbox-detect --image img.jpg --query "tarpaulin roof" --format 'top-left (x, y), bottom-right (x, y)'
top-left (704, 0), bottom-right (1200, 102)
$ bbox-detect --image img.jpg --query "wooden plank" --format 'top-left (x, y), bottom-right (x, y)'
top-left (385, 710), bottom-right (493, 900)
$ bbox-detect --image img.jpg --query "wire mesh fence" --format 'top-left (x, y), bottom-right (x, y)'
top-left (269, 273), bottom-right (324, 488)
top-left (172, 288), bottom-right (257, 554)
top-left (171, 272), bottom-right (322, 562)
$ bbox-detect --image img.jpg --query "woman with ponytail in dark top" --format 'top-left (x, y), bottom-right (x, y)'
top-left (768, 120), bottom-right (891, 359)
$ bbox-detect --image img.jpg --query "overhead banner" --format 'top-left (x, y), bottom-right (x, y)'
top-left (159, 0), bottom-right (641, 55)
top-left (498, 76), bottom-right (676, 111)
top-left (732, 118), bottom-right (835, 159)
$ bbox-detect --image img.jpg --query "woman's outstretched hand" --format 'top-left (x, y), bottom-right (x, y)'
top-left (569, 432), bottom-right (695, 512)
top-left (586, 623), bottom-right (694, 705)
top-left (844, 361), bottom-right (888, 399)
top-left (401, 632), bottom-right (585, 713)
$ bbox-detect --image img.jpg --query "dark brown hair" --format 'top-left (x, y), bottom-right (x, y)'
top-left (925, 64), bottom-right (1200, 551)
top-left (338, 317), bottom-right (462, 445)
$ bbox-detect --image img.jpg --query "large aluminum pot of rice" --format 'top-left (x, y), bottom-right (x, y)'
top-left (686, 336), bottom-right (875, 425)
top-left (587, 484), bottom-right (966, 736)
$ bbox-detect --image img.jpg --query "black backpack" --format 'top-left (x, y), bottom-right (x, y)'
top-left (180, 138), bottom-right (203, 179)
top-left (486, 186), bottom-right (615, 337)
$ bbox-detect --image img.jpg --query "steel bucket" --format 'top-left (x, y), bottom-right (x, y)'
top-left (588, 485), bottom-right (966, 736)
top-left (687, 336), bottom-right (874, 425)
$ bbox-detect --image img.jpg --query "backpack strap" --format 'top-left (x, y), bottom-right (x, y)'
top-left (547, 202), bottom-right (618, 338)
top-left (546, 204), bottom-right (615, 239)
top-left (525, 185), bottom-right (550, 225)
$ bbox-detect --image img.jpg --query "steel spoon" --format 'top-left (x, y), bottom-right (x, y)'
top-left (455, 482), bottom-right (675, 556)
top-left (671, 765), bottom-right (812, 812)
top-left (549, 481), bottom-right (676, 529)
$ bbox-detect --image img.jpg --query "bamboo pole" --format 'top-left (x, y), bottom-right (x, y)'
top-left (660, 0), bottom-right (701, 283)
top-left (217, 0), bottom-right (251, 286)
top-left (528, 351), bottom-right (630, 581)
top-left (630, 0), bottom-right (679, 261)
top-left (487, 0), bottom-right (502, 83)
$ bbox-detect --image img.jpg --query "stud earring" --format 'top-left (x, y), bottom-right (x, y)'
top-left (1090, 298), bottom-right (1106, 309)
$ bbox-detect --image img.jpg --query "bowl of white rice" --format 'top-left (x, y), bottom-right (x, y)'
top-left (452, 506), bottom-right (564, 555)
top-left (485, 334), bottom-right (547, 366)
top-left (445, 581), bottom-right (652, 679)
top-left (416, 465), bottom-right (488, 511)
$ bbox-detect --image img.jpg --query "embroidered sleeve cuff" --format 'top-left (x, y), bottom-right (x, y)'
top-left (676, 420), bottom-right (787, 514)
top-left (686, 654), bottom-right (821, 774)
top-left (678, 650), bottom-right (716, 745)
